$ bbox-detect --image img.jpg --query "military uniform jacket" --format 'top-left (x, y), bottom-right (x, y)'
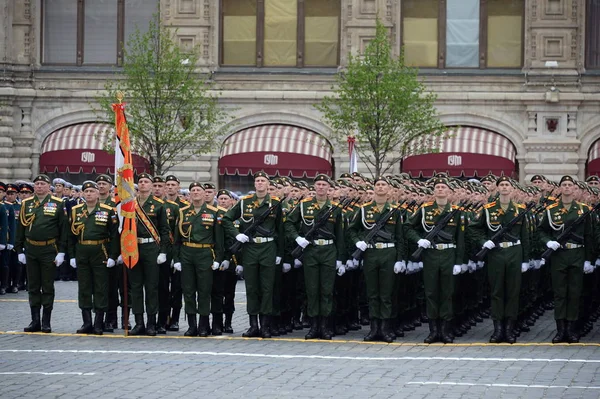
top-left (222, 193), bottom-right (283, 258)
top-left (347, 201), bottom-right (405, 262)
top-left (136, 196), bottom-right (170, 254)
top-left (284, 197), bottom-right (346, 261)
top-left (469, 200), bottom-right (530, 261)
top-left (0, 202), bottom-right (8, 246)
top-left (15, 194), bottom-right (68, 253)
top-left (100, 197), bottom-right (117, 208)
top-left (404, 201), bottom-right (465, 265)
top-left (68, 202), bottom-right (120, 259)
top-left (173, 203), bottom-right (224, 264)
top-left (3, 201), bottom-right (15, 246)
top-left (538, 200), bottom-right (595, 262)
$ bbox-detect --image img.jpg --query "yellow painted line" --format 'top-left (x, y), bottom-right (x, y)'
top-left (1, 331), bottom-right (599, 347)
top-left (0, 299), bottom-right (77, 303)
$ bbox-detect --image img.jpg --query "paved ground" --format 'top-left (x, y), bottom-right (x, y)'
top-left (1, 280), bottom-right (599, 399)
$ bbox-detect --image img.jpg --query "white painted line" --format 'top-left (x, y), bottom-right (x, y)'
top-left (2, 349), bottom-right (600, 364)
top-left (0, 372), bottom-right (96, 376)
top-left (407, 381), bottom-right (600, 390)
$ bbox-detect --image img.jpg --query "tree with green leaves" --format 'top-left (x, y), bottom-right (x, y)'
top-left (316, 19), bottom-right (448, 177)
top-left (97, 13), bottom-right (229, 175)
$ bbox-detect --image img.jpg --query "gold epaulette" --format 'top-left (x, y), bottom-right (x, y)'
top-left (516, 203), bottom-right (526, 209)
top-left (50, 195), bottom-right (64, 202)
top-left (362, 201), bottom-right (373, 206)
top-left (166, 200), bottom-right (178, 206)
top-left (242, 194), bottom-right (253, 200)
top-left (99, 203), bottom-right (113, 210)
top-left (272, 196), bottom-right (280, 201)
top-left (153, 196), bottom-right (164, 204)
top-left (451, 204), bottom-right (459, 210)
top-left (206, 204), bottom-right (218, 212)
top-left (546, 202), bottom-right (559, 210)
top-left (301, 197), bottom-right (313, 203)
top-left (217, 206), bottom-right (228, 212)
top-left (421, 201), bottom-right (434, 207)
top-left (483, 201), bottom-right (497, 209)
top-left (72, 203), bottom-right (85, 210)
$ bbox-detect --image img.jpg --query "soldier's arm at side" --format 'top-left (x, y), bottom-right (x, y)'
top-left (519, 209), bottom-right (531, 262)
top-left (222, 201), bottom-right (242, 240)
top-left (158, 204), bottom-right (170, 254)
top-left (172, 209), bottom-right (183, 265)
top-left (0, 205), bottom-right (7, 246)
top-left (283, 203), bottom-right (301, 242)
top-left (403, 208), bottom-right (423, 244)
top-left (14, 201), bottom-right (26, 254)
top-left (214, 212), bottom-right (225, 264)
top-left (57, 201), bottom-right (68, 253)
top-left (454, 210), bottom-right (466, 265)
top-left (108, 209), bottom-right (121, 260)
top-left (334, 210), bottom-right (346, 262)
top-left (394, 212), bottom-right (406, 261)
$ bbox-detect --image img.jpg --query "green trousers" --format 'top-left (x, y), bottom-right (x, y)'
top-left (129, 242), bottom-right (159, 315)
top-left (422, 248), bottom-right (455, 321)
top-left (362, 247), bottom-right (396, 320)
top-left (550, 249), bottom-right (584, 321)
top-left (76, 243), bottom-right (109, 311)
top-left (242, 241), bottom-right (276, 316)
top-left (486, 246), bottom-right (522, 320)
top-left (181, 246), bottom-right (213, 316)
top-left (25, 243), bottom-right (57, 309)
top-left (303, 245), bottom-right (336, 317)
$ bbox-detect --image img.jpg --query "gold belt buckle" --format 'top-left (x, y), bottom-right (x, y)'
top-left (435, 244), bottom-right (443, 250)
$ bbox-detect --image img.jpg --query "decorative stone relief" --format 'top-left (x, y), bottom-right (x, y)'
top-left (204, 0), bottom-right (210, 21)
top-left (528, 112), bottom-right (538, 136)
top-left (203, 29), bottom-right (210, 61)
top-left (360, 0), bottom-right (376, 15)
top-left (178, 0), bottom-right (196, 15)
top-left (24, 0), bottom-right (30, 20)
top-left (544, 0), bottom-right (564, 17)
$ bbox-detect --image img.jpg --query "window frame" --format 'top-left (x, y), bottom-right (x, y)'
top-left (585, 0), bottom-right (600, 69)
top-left (218, 0), bottom-right (341, 68)
top-left (401, 0), bottom-right (525, 69)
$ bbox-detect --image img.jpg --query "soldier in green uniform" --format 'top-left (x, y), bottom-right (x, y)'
top-left (129, 173), bottom-right (170, 336)
top-left (404, 178), bottom-right (465, 344)
top-left (469, 176), bottom-right (530, 343)
top-left (172, 182), bottom-right (223, 336)
top-left (285, 174), bottom-right (345, 340)
top-left (4, 184), bottom-right (20, 294)
top-left (68, 181), bottom-right (120, 335)
top-left (216, 189), bottom-right (238, 334)
top-left (0, 182), bottom-right (10, 295)
top-left (15, 174), bottom-right (68, 333)
top-left (347, 176), bottom-right (406, 343)
top-left (222, 171), bottom-right (284, 339)
top-left (538, 175), bottom-right (595, 343)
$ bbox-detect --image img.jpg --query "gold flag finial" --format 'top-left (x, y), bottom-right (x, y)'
top-left (116, 91), bottom-right (124, 103)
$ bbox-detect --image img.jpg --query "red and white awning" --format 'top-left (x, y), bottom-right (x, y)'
top-left (219, 125), bottom-right (333, 178)
top-left (402, 127), bottom-right (517, 178)
top-left (587, 140), bottom-right (600, 177)
top-left (40, 123), bottom-right (150, 174)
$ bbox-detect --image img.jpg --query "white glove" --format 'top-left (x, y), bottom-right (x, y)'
top-left (468, 260), bottom-right (477, 272)
top-left (584, 261), bottom-right (594, 274)
top-left (0, 244), bottom-right (5, 251)
top-left (417, 262), bottom-right (423, 271)
top-left (417, 239), bottom-right (431, 249)
top-left (546, 241), bottom-right (560, 251)
top-left (295, 236), bottom-right (310, 248)
top-left (282, 263), bottom-right (291, 273)
top-left (336, 260), bottom-right (343, 270)
top-left (346, 259), bottom-right (355, 270)
top-left (521, 262), bottom-right (529, 273)
top-left (275, 256), bottom-right (282, 265)
top-left (355, 241), bottom-right (368, 252)
top-left (117, 255), bottom-right (124, 264)
top-left (220, 260), bottom-right (230, 271)
top-left (173, 262), bottom-right (182, 272)
top-left (407, 261), bottom-right (415, 274)
top-left (352, 258), bottom-right (360, 268)
top-left (157, 253), bottom-right (167, 264)
top-left (235, 265), bottom-right (244, 276)
top-left (106, 258), bottom-right (115, 268)
top-left (212, 261), bottom-right (220, 271)
top-left (540, 258), bottom-right (546, 266)
top-left (477, 261), bottom-right (485, 269)
top-left (6, 244), bottom-right (13, 250)
top-left (460, 264), bottom-right (468, 274)
top-left (337, 265), bottom-right (346, 276)
top-left (534, 259), bottom-right (542, 270)
top-left (54, 252), bottom-right (65, 267)
top-left (483, 240), bottom-right (495, 250)
top-left (452, 265), bottom-right (461, 275)
top-left (393, 261), bottom-right (403, 274)
top-left (70, 258), bottom-right (77, 269)
top-left (529, 259), bottom-right (536, 269)
top-left (293, 259), bottom-right (302, 268)
top-left (235, 233), bottom-right (249, 243)
top-left (18, 253), bottom-right (26, 264)
top-left (595, 258), bottom-right (600, 267)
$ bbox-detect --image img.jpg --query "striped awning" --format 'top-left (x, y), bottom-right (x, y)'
top-left (587, 140), bottom-right (600, 177)
top-left (219, 125), bottom-right (333, 178)
top-left (402, 127), bottom-right (517, 178)
top-left (40, 123), bottom-right (150, 174)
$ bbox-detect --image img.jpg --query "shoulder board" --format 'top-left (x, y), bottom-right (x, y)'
top-left (331, 201), bottom-right (339, 206)
top-left (242, 194), bottom-right (253, 200)
top-left (180, 205), bottom-right (191, 212)
top-left (271, 196), bottom-right (280, 201)
top-left (483, 201), bottom-right (496, 209)
top-left (546, 202), bottom-right (559, 210)
top-left (301, 197), bottom-right (313, 203)
top-left (217, 206), bottom-right (228, 212)
top-left (22, 197), bottom-right (33, 204)
top-left (516, 203), bottom-right (526, 209)
top-left (99, 203), bottom-right (113, 210)
top-left (206, 204), bottom-right (218, 212)
top-left (451, 205), bottom-right (459, 210)
top-left (50, 196), bottom-right (64, 202)
top-left (548, 196), bottom-right (557, 201)
top-left (166, 200), bottom-right (178, 206)
top-left (180, 199), bottom-right (190, 205)
top-left (153, 196), bottom-right (164, 204)
top-left (73, 203), bottom-right (85, 210)
top-left (363, 201), bottom-right (373, 206)
top-left (422, 201), bottom-right (434, 207)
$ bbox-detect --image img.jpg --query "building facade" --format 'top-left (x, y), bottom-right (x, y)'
top-left (1, 0), bottom-right (600, 187)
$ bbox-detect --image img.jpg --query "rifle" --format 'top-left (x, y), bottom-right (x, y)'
top-left (540, 202), bottom-right (600, 261)
top-left (290, 197), bottom-right (356, 260)
top-left (410, 201), bottom-right (466, 262)
top-left (475, 202), bottom-right (536, 261)
top-left (229, 200), bottom-right (282, 254)
top-left (351, 200), bottom-right (413, 260)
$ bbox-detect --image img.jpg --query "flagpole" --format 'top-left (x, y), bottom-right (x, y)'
top-left (116, 92), bottom-right (129, 337)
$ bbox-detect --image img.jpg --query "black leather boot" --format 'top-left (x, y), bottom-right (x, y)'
top-left (243, 315), bottom-right (260, 337)
top-left (293, 312), bottom-right (303, 330)
top-left (129, 314), bottom-right (145, 335)
top-left (167, 308), bottom-right (180, 331)
top-left (212, 313), bottom-right (223, 336)
top-left (552, 320), bottom-right (566, 343)
top-left (505, 319), bottom-right (516, 344)
top-left (121, 307), bottom-right (131, 330)
top-left (423, 320), bottom-right (439, 344)
top-left (440, 320), bottom-right (454, 344)
top-left (381, 319), bottom-right (395, 343)
top-left (198, 315), bottom-right (210, 337)
top-left (103, 311), bottom-right (116, 332)
top-left (321, 316), bottom-right (333, 340)
top-left (489, 320), bottom-right (503, 343)
top-left (184, 314), bottom-right (198, 336)
top-left (76, 309), bottom-right (93, 334)
top-left (363, 319), bottom-right (379, 342)
top-left (93, 311), bottom-right (104, 335)
top-left (393, 318), bottom-right (404, 338)
top-left (41, 307), bottom-right (52, 333)
top-left (260, 315), bottom-right (271, 338)
top-left (24, 307), bottom-right (41, 332)
top-left (0, 267), bottom-right (9, 295)
top-left (566, 321), bottom-right (579, 343)
top-left (305, 316), bottom-right (320, 340)
top-left (223, 312), bottom-right (234, 334)
top-left (284, 312), bottom-right (294, 333)
top-left (146, 314), bottom-right (157, 336)
top-left (156, 312), bottom-right (167, 334)
top-left (270, 316), bottom-right (280, 337)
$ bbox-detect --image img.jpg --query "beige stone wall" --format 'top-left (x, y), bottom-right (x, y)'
top-left (0, 0), bottom-right (599, 184)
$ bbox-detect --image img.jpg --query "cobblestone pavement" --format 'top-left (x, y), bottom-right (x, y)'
top-left (1, 281), bottom-right (599, 399)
